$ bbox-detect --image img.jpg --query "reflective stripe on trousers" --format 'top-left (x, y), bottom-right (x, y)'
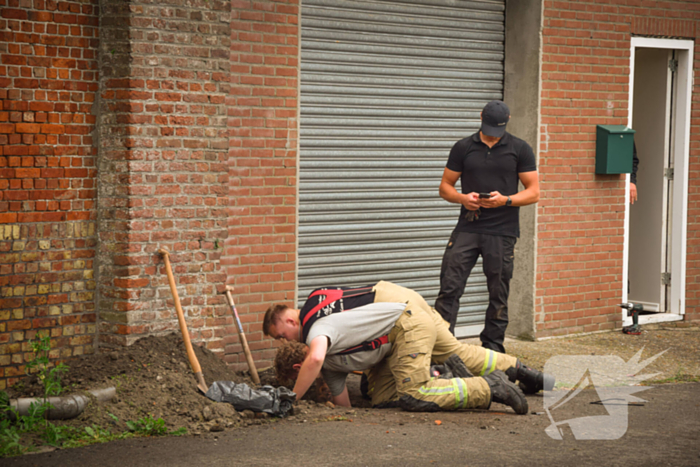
top-left (418, 377), bottom-right (470, 410)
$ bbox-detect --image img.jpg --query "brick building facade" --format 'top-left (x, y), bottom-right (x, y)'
top-left (1, 0), bottom-right (698, 388)
top-left (535, 1), bottom-right (699, 336)
top-left (1, 0), bottom-right (99, 387)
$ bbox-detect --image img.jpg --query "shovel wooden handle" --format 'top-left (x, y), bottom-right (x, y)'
top-left (224, 287), bottom-right (260, 385)
top-left (158, 249), bottom-right (207, 392)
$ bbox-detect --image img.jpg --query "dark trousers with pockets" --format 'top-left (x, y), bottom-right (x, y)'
top-left (434, 231), bottom-right (516, 353)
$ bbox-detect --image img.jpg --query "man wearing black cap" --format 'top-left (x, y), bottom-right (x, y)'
top-left (435, 100), bottom-right (540, 353)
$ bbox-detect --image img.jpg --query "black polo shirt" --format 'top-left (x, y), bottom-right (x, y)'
top-left (446, 131), bottom-right (537, 237)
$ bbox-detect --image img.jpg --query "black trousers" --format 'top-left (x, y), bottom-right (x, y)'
top-left (434, 231), bottom-right (516, 353)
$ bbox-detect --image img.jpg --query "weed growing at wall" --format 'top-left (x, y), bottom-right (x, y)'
top-left (0, 390), bottom-right (188, 458)
top-left (0, 337), bottom-right (187, 457)
top-left (26, 335), bottom-right (68, 397)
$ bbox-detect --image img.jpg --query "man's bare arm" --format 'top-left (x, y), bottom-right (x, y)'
top-left (292, 335), bottom-right (328, 401)
top-left (439, 168), bottom-right (479, 211)
top-left (512, 170), bottom-right (540, 206)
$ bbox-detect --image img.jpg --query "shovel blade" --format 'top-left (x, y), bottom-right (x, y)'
top-left (195, 371), bottom-right (208, 394)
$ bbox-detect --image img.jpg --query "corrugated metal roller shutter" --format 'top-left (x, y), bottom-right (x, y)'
top-left (298, 0), bottom-right (505, 337)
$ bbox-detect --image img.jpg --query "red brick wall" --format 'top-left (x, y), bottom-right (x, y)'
top-left (0, 0), bottom-right (99, 389)
top-left (96, 0), bottom-right (231, 353)
top-left (225, 0), bottom-right (299, 369)
top-left (3, 0), bottom-right (698, 389)
top-left (536, 0), bottom-right (700, 337)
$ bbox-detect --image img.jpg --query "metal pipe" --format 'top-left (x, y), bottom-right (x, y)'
top-left (9, 387), bottom-right (116, 421)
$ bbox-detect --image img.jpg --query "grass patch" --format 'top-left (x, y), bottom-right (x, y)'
top-left (643, 370), bottom-right (700, 385)
top-left (126, 415), bottom-right (187, 437)
top-left (0, 403), bottom-right (189, 458)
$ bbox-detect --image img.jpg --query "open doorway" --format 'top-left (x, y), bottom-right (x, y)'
top-left (628, 47), bottom-right (673, 313)
top-left (623, 37), bottom-right (694, 326)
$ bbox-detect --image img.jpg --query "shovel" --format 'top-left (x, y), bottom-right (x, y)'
top-left (158, 248), bottom-right (208, 394)
top-left (222, 286), bottom-right (260, 385)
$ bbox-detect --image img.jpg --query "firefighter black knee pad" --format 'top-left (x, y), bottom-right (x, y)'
top-left (398, 394), bottom-right (442, 412)
top-left (373, 400), bottom-right (401, 409)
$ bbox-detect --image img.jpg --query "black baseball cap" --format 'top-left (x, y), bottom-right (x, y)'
top-left (480, 100), bottom-right (510, 137)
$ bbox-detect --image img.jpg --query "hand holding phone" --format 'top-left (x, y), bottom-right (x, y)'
top-left (478, 191), bottom-right (504, 209)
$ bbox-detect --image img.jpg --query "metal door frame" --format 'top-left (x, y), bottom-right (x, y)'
top-left (622, 37), bottom-right (694, 325)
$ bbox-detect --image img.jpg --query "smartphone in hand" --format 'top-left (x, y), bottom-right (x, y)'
top-left (478, 192), bottom-right (491, 199)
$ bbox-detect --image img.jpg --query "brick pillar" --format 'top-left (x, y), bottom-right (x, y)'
top-left (225, 0), bottom-right (300, 369)
top-left (0, 0), bottom-right (99, 389)
top-left (96, 0), bottom-right (231, 351)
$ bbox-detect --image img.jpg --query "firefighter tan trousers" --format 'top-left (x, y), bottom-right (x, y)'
top-left (366, 281), bottom-right (519, 410)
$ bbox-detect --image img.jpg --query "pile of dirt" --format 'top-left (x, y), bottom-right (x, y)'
top-left (6, 333), bottom-right (339, 435)
top-left (10, 325), bottom-right (696, 441)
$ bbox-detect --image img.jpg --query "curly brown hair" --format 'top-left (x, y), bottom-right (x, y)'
top-left (274, 340), bottom-right (308, 384)
top-left (274, 341), bottom-right (332, 403)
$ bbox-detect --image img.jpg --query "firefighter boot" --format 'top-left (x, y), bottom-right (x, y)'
top-left (484, 371), bottom-right (528, 415)
top-left (505, 360), bottom-right (555, 395)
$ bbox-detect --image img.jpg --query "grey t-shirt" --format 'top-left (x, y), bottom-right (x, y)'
top-left (305, 302), bottom-right (406, 396)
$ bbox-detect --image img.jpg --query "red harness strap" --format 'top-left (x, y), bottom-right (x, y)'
top-left (301, 289), bottom-right (344, 328)
top-left (299, 285), bottom-right (387, 355)
top-left (338, 334), bottom-right (390, 355)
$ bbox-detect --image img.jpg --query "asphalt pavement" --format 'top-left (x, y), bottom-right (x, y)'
top-left (7, 382), bottom-right (700, 467)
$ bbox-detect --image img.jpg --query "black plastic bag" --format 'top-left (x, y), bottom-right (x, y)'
top-left (205, 381), bottom-right (296, 418)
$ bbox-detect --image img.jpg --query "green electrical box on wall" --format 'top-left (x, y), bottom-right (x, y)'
top-left (595, 125), bottom-right (636, 174)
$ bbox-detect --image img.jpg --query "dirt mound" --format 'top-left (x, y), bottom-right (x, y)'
top-left (7, 333), bottom-right (307, 435)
